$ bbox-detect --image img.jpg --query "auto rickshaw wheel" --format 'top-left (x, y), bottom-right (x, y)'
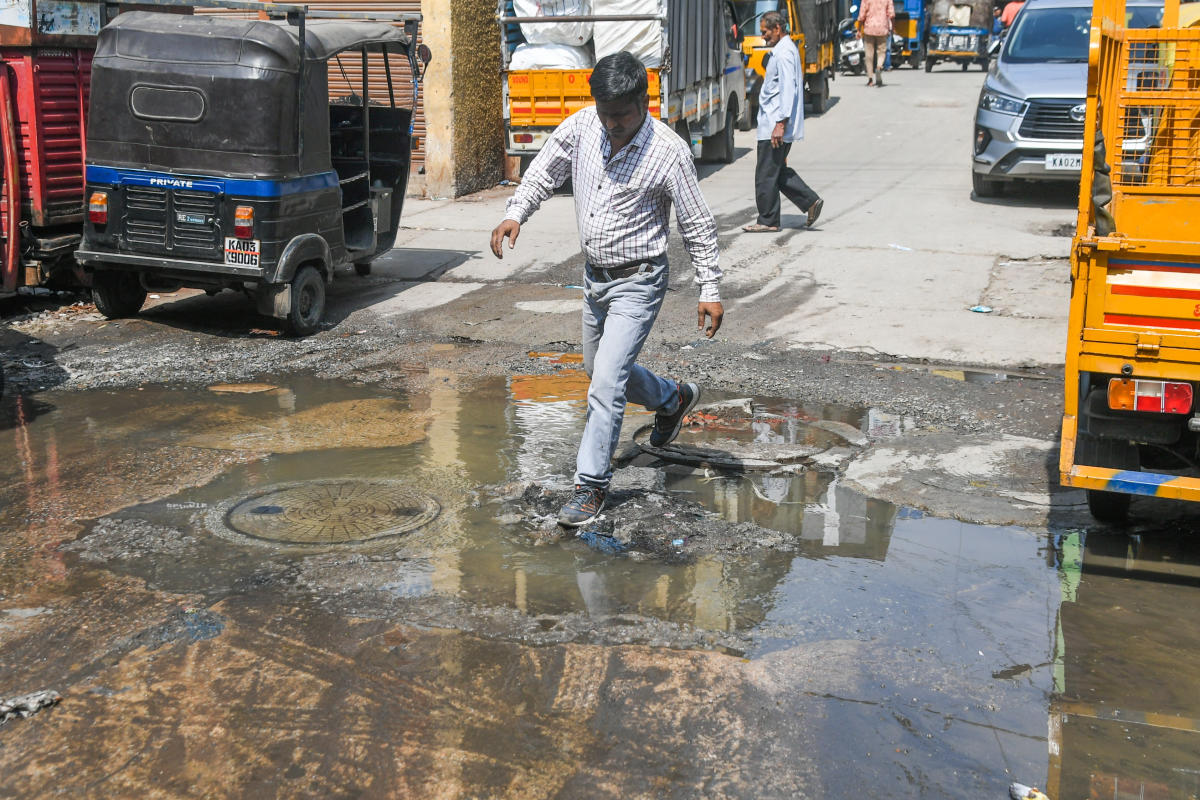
top-left (92, 269), bottom-right (147, 319)
top-left (286, 265), bottom-right (325, 337)
top-left (924, 56), bottom-right (934, 72)
top-left (354, 262), bottom-right (371, 277)
top-left (961, 61), bottom-right (968, 71)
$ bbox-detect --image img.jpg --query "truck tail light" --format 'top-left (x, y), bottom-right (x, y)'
top-left (1108, 378), bottom-right (1193, 414)
top-left (234, 205), bottom-right (254, 239)
top-left (513, 133), bottom-right (533, 144)
top-left (89, 191), bottom-right (108, 224)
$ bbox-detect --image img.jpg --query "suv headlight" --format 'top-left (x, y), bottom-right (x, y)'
top-left (979, 90), bottom-right (1026, 115)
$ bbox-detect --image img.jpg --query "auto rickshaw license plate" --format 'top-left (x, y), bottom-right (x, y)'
top-left (224, 237), bottom-right (260, 267)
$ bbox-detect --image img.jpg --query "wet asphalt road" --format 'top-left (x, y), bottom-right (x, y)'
top-left (2, 68), bottom-right (1200, 798)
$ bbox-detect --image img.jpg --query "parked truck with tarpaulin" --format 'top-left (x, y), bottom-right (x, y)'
top-left (75, 0), bottom-right (428, 334)
top-left (500, 0), bottom-right (749, 166)
top-left (0, 0), bottom-right (103, 298)
top-left (923, 0), bottom-right (990, 70)
top-left (739, 0), bottom-right (838, 113)
top-left (1059, 0), bottom-right (1200, 520)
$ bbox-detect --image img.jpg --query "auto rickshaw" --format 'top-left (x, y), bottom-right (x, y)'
top-left (924, 0), bottom-right (991, 71)
top-left (75, 0), bottom-right (429, 335)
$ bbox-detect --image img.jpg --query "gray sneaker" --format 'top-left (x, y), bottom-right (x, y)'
top-left (558, 485), bottom-right (607, 527)
top-left (649, 382), bottom-right (700, 448)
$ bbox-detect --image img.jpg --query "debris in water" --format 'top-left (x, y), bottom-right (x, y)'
top-left (207, 382), bottom-right (279, 394)
top-left (671, 538), bottom-right (685, 547)
top-left (0, 690), bottom-right (61, 726)
top-left (1009, 783), bottom-right (1050, 800)
top-left (578, 529), bottom-right (627, 555)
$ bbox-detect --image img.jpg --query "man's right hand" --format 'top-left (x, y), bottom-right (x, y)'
top-left (490, 220), bottom-right (521, 259)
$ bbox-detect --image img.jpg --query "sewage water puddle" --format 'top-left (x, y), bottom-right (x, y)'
top-left (2, 374), bottom-right (1199, 798)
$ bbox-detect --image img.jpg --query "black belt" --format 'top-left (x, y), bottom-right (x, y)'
top-left (590, 261), bottom-right (652, 281)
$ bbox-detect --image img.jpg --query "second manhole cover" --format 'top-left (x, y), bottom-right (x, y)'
top-left (220, 479), bottom-right (440, 547)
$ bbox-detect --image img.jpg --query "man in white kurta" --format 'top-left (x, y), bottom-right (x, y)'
top-left (743, 11), bottom-right (823, 232)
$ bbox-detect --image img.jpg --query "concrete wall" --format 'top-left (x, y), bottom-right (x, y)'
top-left (420, 0), bottom-right (504, 198)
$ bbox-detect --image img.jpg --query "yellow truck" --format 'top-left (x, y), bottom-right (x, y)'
top-left (1060, 0), bottom-right (1200, 520)
top-left (500, 0), bottom-right (750, 166)
top-left (739, 0), bottom-right (838, 114)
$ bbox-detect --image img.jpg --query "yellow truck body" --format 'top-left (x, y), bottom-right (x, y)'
top-left (1061, 0), bottom-right (1200, 518)
top-left (501, 1), bottom-right (747, 164)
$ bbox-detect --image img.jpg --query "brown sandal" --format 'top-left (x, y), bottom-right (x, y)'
top-left (742, 223), bottom-right (780, 232)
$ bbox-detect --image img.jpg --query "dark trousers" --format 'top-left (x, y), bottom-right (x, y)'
top-left (755, 140), bottom-right (820, 227)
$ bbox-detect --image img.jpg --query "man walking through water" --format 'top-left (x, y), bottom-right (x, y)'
top-left (743, 10), bottom-right (823, 233)
top-left (490, 51), bottom-right (723, 528)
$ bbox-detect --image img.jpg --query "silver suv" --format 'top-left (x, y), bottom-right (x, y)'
top-left (971, 0), bottom-right (1162, 197)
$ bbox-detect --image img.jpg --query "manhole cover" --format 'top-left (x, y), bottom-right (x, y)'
top-left (220, 479), bottom-right (440, 547)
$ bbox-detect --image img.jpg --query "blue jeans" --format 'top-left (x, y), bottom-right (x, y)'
top-left (575, 257), bottom-right (679, 488)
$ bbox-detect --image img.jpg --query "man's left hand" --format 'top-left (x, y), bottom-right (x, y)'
top-left (698, 302), bottom-right (724, 338)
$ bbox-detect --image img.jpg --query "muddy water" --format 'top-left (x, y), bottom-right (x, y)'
top-left (1, 373), bottom-right (1197, 798)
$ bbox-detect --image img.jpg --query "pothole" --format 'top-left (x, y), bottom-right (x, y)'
top-left (212, 479), bottom-right (440, 549)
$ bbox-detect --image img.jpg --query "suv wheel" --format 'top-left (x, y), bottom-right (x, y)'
top-left (972, 171), bottom-right (1002, 198)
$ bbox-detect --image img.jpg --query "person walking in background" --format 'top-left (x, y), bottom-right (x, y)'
top-left (857, 0), bottom-right (894, 86)
top-left (742, 11), bottom-right (822, 233)
top-left (490, 52), bottom-right (723, 528)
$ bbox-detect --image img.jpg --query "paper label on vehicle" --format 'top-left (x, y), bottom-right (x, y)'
top-left (224, 237), bottom-right (260, 267)
top-left (1045, 153), bottom-right (1082, 170)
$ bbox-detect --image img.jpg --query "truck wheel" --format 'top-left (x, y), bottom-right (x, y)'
top-left (972, 171), bottom-right (1002, 198)
top-left (701, 99), bottom-right (737, 164)
top-left (286, 265), bottom-right (325, 337)
top-left (1085, 488), bottom-right (1132, 523)
top-left (1076, 433), bottom-right (1138, 523)
top-left (92, 270), bottom-right (147, 319)
top-left (809, 74), bottom-right (829, 114)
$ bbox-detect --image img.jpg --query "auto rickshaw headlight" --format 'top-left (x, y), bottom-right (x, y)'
top-left (89, 191), bottom-right (108, 225)
top-left (234, 206), bottom-right (254, 240)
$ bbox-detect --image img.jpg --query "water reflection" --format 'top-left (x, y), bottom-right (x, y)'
top-left (1048, 529), bottom-right (1200, 800)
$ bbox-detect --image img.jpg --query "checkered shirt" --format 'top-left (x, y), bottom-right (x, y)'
top-left (504, 107), bottom-right (723, 302)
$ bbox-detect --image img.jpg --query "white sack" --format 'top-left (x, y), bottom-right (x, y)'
top-left (592, 0), bottom-right (662, 68)
top-left (514, 0), bottom-right (593, 47)
top-left (509, 42), bottom-right (595, 70)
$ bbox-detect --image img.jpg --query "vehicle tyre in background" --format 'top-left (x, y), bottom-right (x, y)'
top-left (286, 265), bottom-right (325, 337)
top-left (808, 73), bottom-right (829, 114)
top-left (910, 45), bottom-right (924, 68)
top-left (925, 56), bottom-right (935, 72)
top-left (702, 98), bottom-right (737, 163)
top-left (354, 262), bottom-right (371, 276)
top-left (971, 171), bottom-right (1002, 197)
top-left (961, 61), bottom-right (969, 71)
top-left (92, 270), bottom-right (147, 319)
top-left (1075, 432), bottom-right (1138, 522)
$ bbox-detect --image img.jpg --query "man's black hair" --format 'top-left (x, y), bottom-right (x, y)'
top-left (589, 51), bottom-right (648, 104)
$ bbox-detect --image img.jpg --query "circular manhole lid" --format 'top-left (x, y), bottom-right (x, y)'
top-left (219, 479), bottom-right (440, 547)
